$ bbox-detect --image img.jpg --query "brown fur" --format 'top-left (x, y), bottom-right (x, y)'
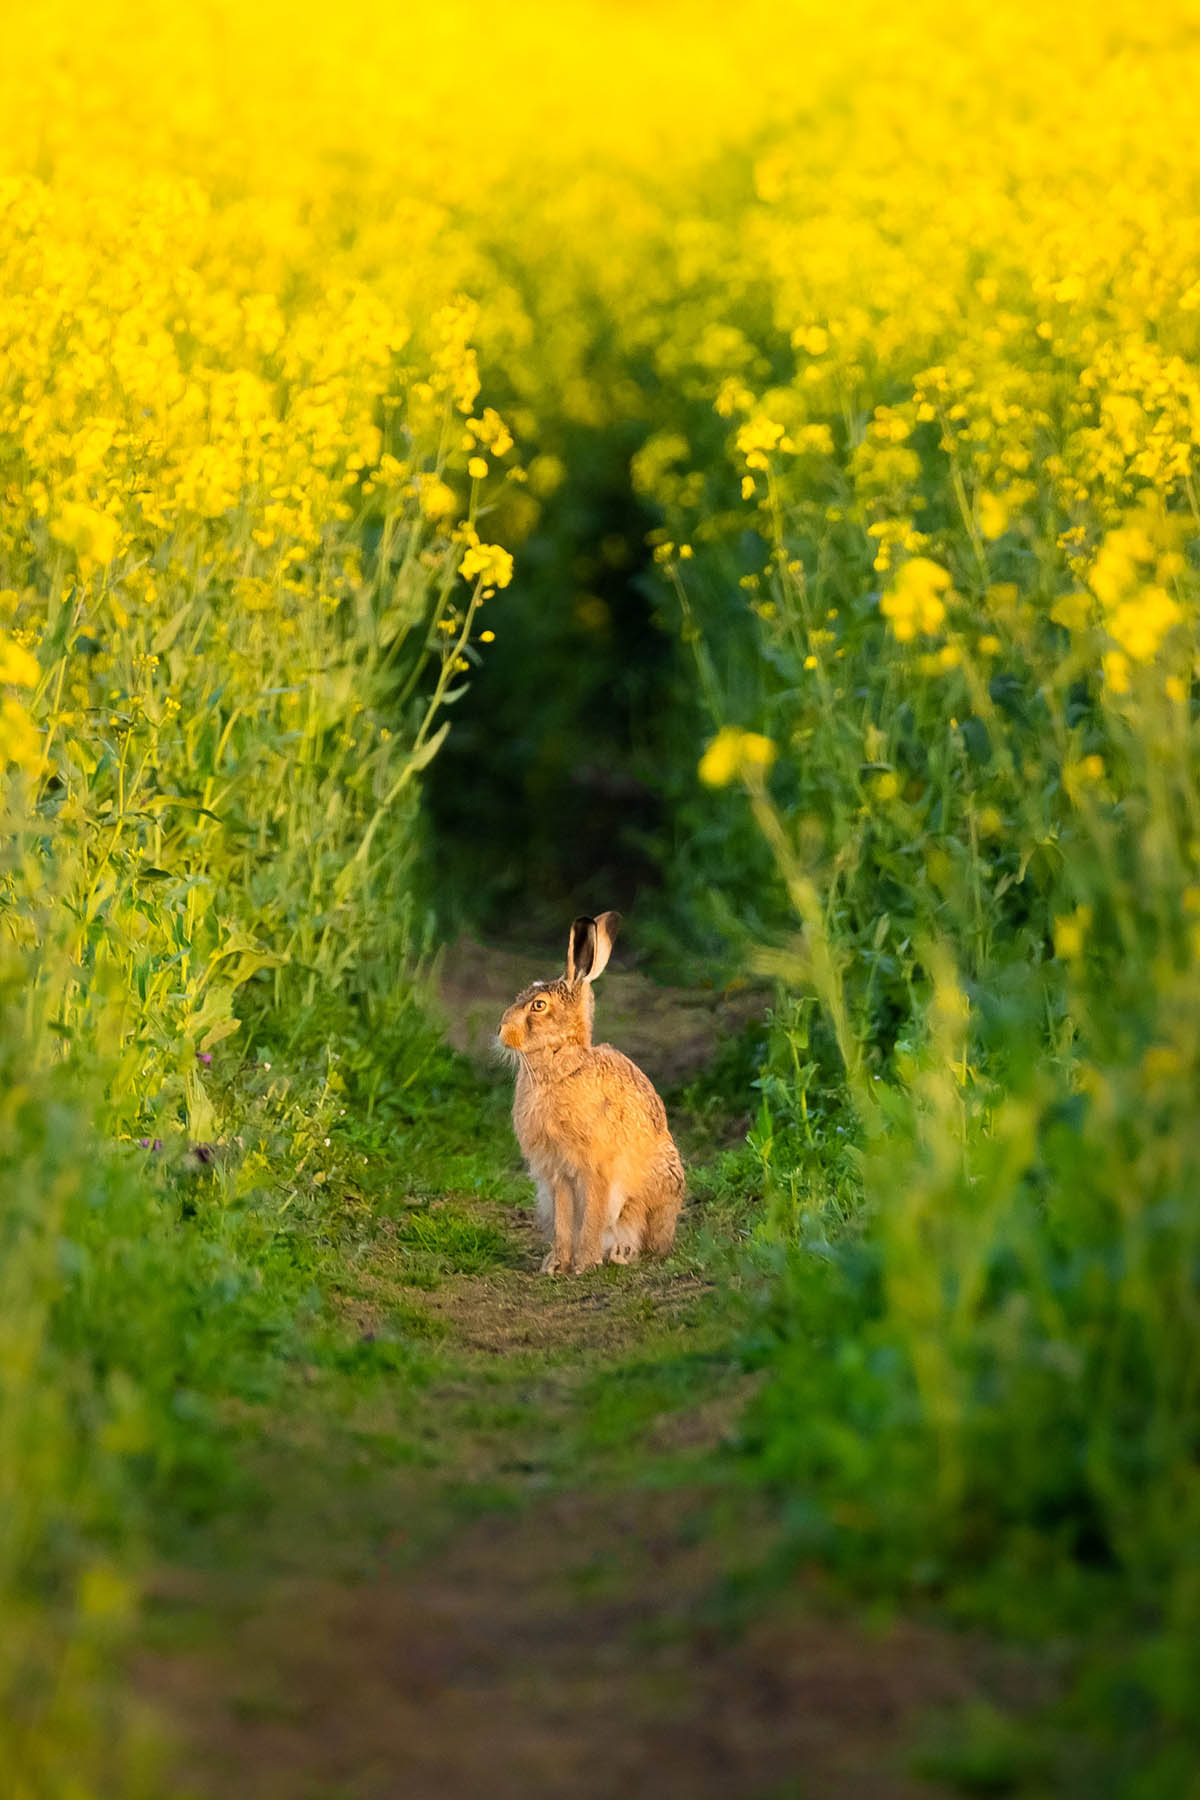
top-left (498, 919), bottom-right (685, 1274)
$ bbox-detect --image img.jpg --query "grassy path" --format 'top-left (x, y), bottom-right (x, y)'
top-left (132, 952), bottom-right (1035, 1799)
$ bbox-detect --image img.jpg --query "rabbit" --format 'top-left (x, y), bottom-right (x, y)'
top-left (497, 911), bottom-right (685, 1274)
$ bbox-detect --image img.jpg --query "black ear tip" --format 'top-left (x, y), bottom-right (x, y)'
top-left (570, 915), bottom-right (597, 960)
top-left (567, 914), bottom-right (599, 983)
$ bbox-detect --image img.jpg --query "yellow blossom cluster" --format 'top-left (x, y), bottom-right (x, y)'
top-left (699, 727), bottom-right (777, 788)
top-left (0, 2), bottom-right (535, 1121)
top-left (610, 3), bottom-right (1200, 752)
top-left (1, 623), bottom-right (42, 776)
top-left (5, 0), bottom-right (1200, 1080)
top-left (459, 535), bottom-right (515, 590)
top-left (880, 560), bottom-right (955, 644)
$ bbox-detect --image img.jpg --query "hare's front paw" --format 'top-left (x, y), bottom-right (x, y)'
top-left (540, 1248), bottom-right (569, 1275)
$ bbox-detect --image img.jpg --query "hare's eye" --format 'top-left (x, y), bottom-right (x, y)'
top-left (529, 997), bottom-right (548, 1014)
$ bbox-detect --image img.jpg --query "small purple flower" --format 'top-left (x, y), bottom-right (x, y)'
top-left (138, 1138), bottom-right (164, 1152)
top-left (196, 1052), bottom-right (213, 1065)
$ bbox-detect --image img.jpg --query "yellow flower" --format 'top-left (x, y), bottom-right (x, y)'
top-left (881, 558), bottom-right (954, 643)
top-left (1063, 755), bottom-right (1107, 802)
top-left (739, 732), bottom-right (777, 771)
top-left (1053, 905), bottom-right (1093, 962)
top-left (0, 633), bottom-right (40, 687)
top-left (1050, 591), bottom-right (1092, 632)
top-left (417, 478), bottom-right (457, 521)
top-left (50, 503), bottom-right (120, 567)
top-left (1102, 650), bottom-right (1130, 694)
top-left (459, 540), bottom-right (514, 588)
top-left (527, 454), bottom-right (566, 497)
top-left (1088, 525), bottom-right (1155, 608)
top-left (1106, 586), bottom-right (1181, 663)
top-left (1, 697), bottom-right (43, 773)
top-left (793, 423), bottom-right (834, 456)
top-left (698, 725), bottom-right (777, 787)
top-left (736, 415), bottom-right (784, 470)
top-left (467, 409), bottom-right (514, 456)
top-left (467, 456), bottom-right (489, 480)
top-left (977, 491), bottom-right (1010, 540)
top-left (698, 730), bottom-right (741, 787)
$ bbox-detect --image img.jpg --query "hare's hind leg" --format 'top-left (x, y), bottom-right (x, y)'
top-left (642, 1201), bottom-right (678, 1256)
top-left (642, 1158), bottom-right (684, 1256)
top-left (602, 1188), bottom-right (648, 1265)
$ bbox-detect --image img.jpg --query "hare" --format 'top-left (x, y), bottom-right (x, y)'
top-left (498, 912), bottom-right (684, 1274)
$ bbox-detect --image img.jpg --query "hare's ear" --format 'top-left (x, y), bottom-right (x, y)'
top-left (567, 916), bottom-right (597, 984)
top-left (586, 910), bottom-right (622, 982)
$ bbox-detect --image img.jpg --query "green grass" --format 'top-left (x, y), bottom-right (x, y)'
top-left (391, 1203), bottom-right (517, 1276)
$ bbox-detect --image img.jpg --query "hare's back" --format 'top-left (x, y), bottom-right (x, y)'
top-left (589, 1043), bottom-right (670, 1133)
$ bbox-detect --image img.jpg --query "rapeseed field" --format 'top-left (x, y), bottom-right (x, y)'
top-left (3, 0), bottom-right (1199, 1792)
